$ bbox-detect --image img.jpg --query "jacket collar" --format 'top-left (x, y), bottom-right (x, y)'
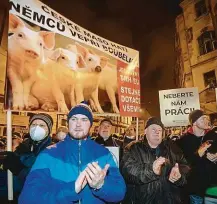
top-left (143, 137), bottom-right (166, 149)
top-left (97, 134), bottom-right (112, 141)
top-left (65, 134), bottom-right (91, 143)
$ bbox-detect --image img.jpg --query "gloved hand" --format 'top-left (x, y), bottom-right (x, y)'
top-left (3, 151), bottom-right (25, 175)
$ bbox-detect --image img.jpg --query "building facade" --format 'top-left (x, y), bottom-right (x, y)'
top-left (175, 0), bottom-right (217, 115)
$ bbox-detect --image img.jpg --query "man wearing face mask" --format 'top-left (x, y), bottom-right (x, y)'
top-left (121, 117), bottom-right (189, 204)
top-left (3, 113), bottom-right (53, 195)
top-left (19, 101), bottom-right (126, 204)
top-left (176, 110), bottom-right (217, 204)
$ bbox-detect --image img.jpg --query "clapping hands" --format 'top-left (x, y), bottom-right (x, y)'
top-left (75, 162), bottom-right (110, 193)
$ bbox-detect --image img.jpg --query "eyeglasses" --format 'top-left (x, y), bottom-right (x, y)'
top-left (151, 128), bottom-right (162, 133)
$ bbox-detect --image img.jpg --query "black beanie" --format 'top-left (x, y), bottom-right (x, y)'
top-left (145, 117), bottom-right (164, 129)
top-left (29, 113), bottom-right (53, 135)
top-left (189, 109), bottom-right (204, 125)
top-left (67, 101), bottom-right (93, 126)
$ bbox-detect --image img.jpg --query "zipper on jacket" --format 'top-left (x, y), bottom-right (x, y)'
top-left (78, 140), bottom-right (81, 204)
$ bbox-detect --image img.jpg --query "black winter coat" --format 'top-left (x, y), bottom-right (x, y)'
top-left (120, 139), bottom-right (189, 204)
top-left (3, 135), bottom-right (51, 178)
top-left (95, 135), bottom-right (122, 147)
top-left (176, 128), bottom-right (217, 196)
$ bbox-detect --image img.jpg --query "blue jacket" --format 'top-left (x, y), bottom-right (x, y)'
top-left (19, 135), bottom-right (126, 204)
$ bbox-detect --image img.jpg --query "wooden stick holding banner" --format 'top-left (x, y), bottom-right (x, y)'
top-left (136, 117), bottom-right (139, 141)
top-left (7, 110), bottom-right (13, 201)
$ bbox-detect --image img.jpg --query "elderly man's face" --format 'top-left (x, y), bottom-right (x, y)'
top-left (194, 115), bottom-right (210, 130)
top-left (98, 121), bottom-right (112, 138)
top-left (145, 124), bottom-right (163, 148)
top-left (56, 131), bottom-right (67, 141)
top-left (69, 114), bottom-right (91, 139)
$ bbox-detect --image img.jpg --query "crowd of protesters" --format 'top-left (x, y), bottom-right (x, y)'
top-left (0, 104), bottom-right (217, 203)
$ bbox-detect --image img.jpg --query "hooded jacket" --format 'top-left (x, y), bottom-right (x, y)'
top-left (120, 139), bottom-right (189, 204)
top-left (176, 128), bottom-right (217, 196)
top-left (19, 135), bottom-right (126, 204)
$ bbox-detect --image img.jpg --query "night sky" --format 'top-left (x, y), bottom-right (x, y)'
top-left (42, 0), bottom-right (182, 116)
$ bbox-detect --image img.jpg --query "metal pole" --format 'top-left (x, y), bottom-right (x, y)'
top-left (7, 110), bottom-right (13, 201)
top-left (136, 117), bottom-right (139, 141)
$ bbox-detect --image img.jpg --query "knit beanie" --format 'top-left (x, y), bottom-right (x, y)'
top-left (29, 113), bottom-right (53, 135)
top-left (189, 109), bottom-right (204, 125)
top-left (145, 117), bottom-right (164, 130)
top-left (67, 101), bottom-right (93, 126)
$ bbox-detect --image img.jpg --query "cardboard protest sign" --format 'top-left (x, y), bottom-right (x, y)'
top-left (159, 87), bottom-right (200, 127)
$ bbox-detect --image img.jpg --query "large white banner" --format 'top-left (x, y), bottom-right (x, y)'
top-left (5, 0), bottom-right (141, 117)
top-left (159, 87), bottom-right (200, 127)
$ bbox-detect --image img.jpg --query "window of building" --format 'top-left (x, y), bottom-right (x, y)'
top-left (203, 70), bottom-right (216, 87)
top-left (186, 28), bottom-right (193, 43)
top-left (195, 0), bottom-right (207, 18)
top-left (198, 31), bottom-right (217, 55)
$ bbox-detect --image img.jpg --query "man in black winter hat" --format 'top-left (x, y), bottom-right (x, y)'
top-left (188, 109), bottom-right (206, 125)
top-left (121, 117), bottom-right (189, 204)
top-left (144, 116), bottom-right (165, 130)
top-left (177, 109), bottom-right (217, 204)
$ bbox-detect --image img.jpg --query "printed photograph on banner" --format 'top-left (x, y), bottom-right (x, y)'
top-left (159, 87), bottom-right (200, 127)
top-left (4, 0), bottom-right (140, 117)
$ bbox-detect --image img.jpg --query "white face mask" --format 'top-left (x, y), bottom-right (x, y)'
top-left (30, 126), bottom-right (47, 141)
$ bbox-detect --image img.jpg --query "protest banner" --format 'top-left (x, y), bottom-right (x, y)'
top-left (159, 87), bottom-right (200, 127)
top-left (117, 54), bottom-right (140, 117)
top-left (4, 0), bottom-right (141, 117)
